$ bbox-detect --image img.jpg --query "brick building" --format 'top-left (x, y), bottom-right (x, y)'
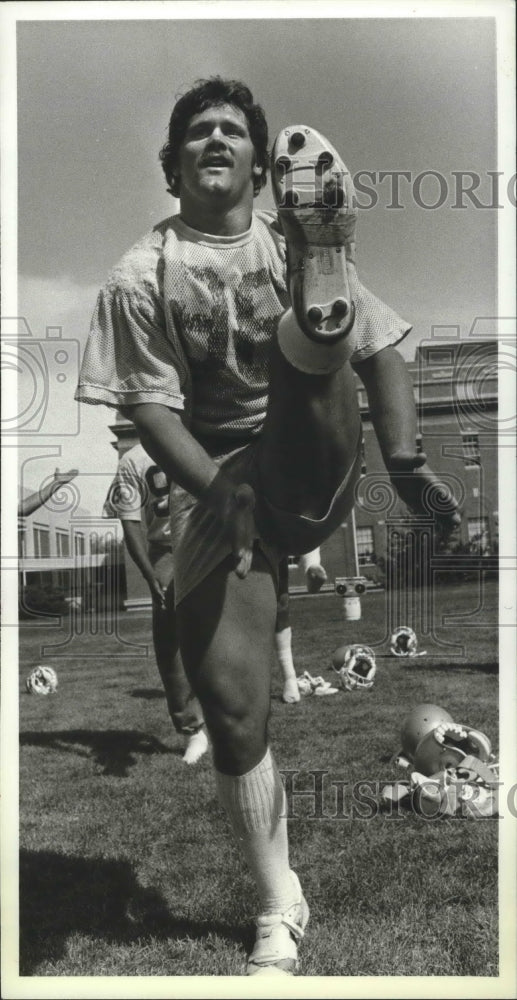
top-left (109, 338), bottom-right (497, 607)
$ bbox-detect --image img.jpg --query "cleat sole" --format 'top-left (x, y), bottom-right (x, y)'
top-left (271, 125), bottom-right (358, 343)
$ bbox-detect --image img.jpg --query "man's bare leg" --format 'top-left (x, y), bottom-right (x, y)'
top-left (258, 333), bottom-right (361, 523)
top-left (152, 554), bottom-right (207, 763)
top-left (177, 551), bottom-right (308, 973)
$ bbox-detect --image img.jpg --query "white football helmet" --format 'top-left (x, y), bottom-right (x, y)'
top-left (26, 665), bottom-right (58, 695)
top-left (413, 722), bottom-right (492, 776)
top-left (333, 644), bottom-right (376, 691)
top-left (390, 626), bottom-right (418, 656)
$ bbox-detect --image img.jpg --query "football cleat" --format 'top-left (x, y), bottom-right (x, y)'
top-left (310, 675), bottom-right (339, 696)
top-left (332, 644), bottom-right (376, 690)
top-left (271, 124), bottom-right (357, 343)
top-left (26, 665), bottom-right (58, 695)
top-left (400, 703), bottom-right (453, 759)
top-left (296, 671), bottom-right (338, 696)
top-left (390, 626), bottom-right (421, 657)
top-left (296, 674), bottom-right (313, 696)
top-left (247, 871), bottom-right (309, 976)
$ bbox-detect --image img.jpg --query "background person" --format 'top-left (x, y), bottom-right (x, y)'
top-left (104, 443), bottom-right (207, 765)
top-left (18, 468), bottom-right (78, 518)
top-left (276, 548), bottom-right (328, 704)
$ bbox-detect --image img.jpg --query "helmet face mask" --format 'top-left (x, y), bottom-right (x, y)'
top-left (413, 723), bottom-right (493, 776)
top-left (413, 730), bottom-right (467, 775)
top-left (333, 644), bottom-right (376, 691)
top-left (390, 626), bottom-right (418, 656)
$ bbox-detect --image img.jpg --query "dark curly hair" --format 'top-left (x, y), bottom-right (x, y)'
top-left (159, 77), bottom-right (269, 198)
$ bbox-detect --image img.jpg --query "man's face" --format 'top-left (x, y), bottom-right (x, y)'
top-left (177, 103), bottom-right (259, 207)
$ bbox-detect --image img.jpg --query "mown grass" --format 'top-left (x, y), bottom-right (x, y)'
top-left (18, 580), bottom-right (498, 977)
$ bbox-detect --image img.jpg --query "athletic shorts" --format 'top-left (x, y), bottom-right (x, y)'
top-left (170, 428), bottom-right (362, 607)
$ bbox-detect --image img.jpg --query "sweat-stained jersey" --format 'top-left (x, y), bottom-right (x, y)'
top-left (103, 443), bottom-right (171, 550)
top-left (75, 211), bottom-right (411, 442)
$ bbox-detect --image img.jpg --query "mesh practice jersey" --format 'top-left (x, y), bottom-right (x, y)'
top-left (103, 444), bottom-right (171, 550)
top-left (76, 211), bottom-right (411, 440)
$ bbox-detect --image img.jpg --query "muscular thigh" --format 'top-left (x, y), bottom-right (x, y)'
top-left (150, 548), bottom-right (175, 590)
top-left (176, 549), bottom-right (278, 727)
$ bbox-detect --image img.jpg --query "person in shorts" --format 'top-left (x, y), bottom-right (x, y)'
top-left (104, 443), bottom-right (207, 764)
top-left (76, 77), bottom-right (459, 975)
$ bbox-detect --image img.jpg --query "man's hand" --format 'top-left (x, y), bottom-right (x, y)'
top-left (221, 483), bottom-right (257, 579)
top-left (131, 405), bottom-right (258, 579)
top-left (147, 576), bottom-right (167, 609)
top-left (389, 457), bottom-right (461, 540)
top-left (53, 468), bottom-right (79, 486)
top-left (202, 473), bottom-right (257, 579)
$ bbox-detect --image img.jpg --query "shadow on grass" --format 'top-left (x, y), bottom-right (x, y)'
top-left (19, 729), bottom-right (172, 778)
top-left (409, 659), bottom-right (499, 675)
top-left (20, 849), bottom-right (249, 974)
top-left (130, 687), bottom-right (166, 700)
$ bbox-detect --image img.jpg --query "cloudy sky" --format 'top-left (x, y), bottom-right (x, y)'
top-left (5, 4), bottom-right (510, 515)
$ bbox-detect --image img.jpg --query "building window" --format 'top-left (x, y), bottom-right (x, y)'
top-left (360, 437), bottom-right (367, 477)
top-left (56, 530), bottom-right (70, 558)
top-left (18, 523), bottom-right (26, 558)
top-left (356, 526), bottom-right (375, 565)
top-left (33, 524), bottom-right (50, 558)
top-left (416, 433), bottom-right (423, 454)
top-left (462, 433), bottom-right (480, 468)
top-left (74, 533), bottom-right (85, 556)
top-left (468, 517), bottom-right (490, 555)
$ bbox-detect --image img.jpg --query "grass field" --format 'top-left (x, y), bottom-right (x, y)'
top-left (16, 579), bottom-right (499, 979)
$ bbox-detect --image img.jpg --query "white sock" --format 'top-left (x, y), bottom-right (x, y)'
top-left (215, 749), bottom-right (297, 914)
top-left (299, 548), bottom-right (323, 573)
top-left (182, 729), bottom-right (208, 765)
top-left (300, 548), bottom-right (328, 594)
top-left (275, 626), bottom-right (296, 679)
top-left (277, 307), bottom-right (355, 374)
top-left (275, 627), bottom-right (300, 703)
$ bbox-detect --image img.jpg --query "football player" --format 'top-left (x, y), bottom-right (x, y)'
top-left (276, 549), bottom-right (328, 704)
top-left (104, 443), bottom-right (208, 765)
top-left (76, 77), bottom-right (460, 974)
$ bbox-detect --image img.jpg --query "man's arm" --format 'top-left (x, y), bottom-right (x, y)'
top-left (121, 520), bottom-right (166, 608)
top-left (353, 346), bottom-right (425, 469)
top-left (129, 404), bottom-right (256, 578)
top-left (353, 346), bottom-right (460, 533)
top-left (18, 469), bottom-right (79, 518)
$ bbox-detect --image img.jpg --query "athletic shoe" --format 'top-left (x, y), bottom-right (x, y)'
top-left (305, 564), bottom-right (328, 594)
top-left (310, 675), bottom-right (339, 696)
top-left (271, 124), bottom-right (358, 343)
top-left (297, 671), bottom-right (339, 696)
top-left (247, 871), bottom-right (309, 975)
top-left (296, 674), bottom-right (313, 696)
top-left (182, 728), bottom-right (208, 765)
